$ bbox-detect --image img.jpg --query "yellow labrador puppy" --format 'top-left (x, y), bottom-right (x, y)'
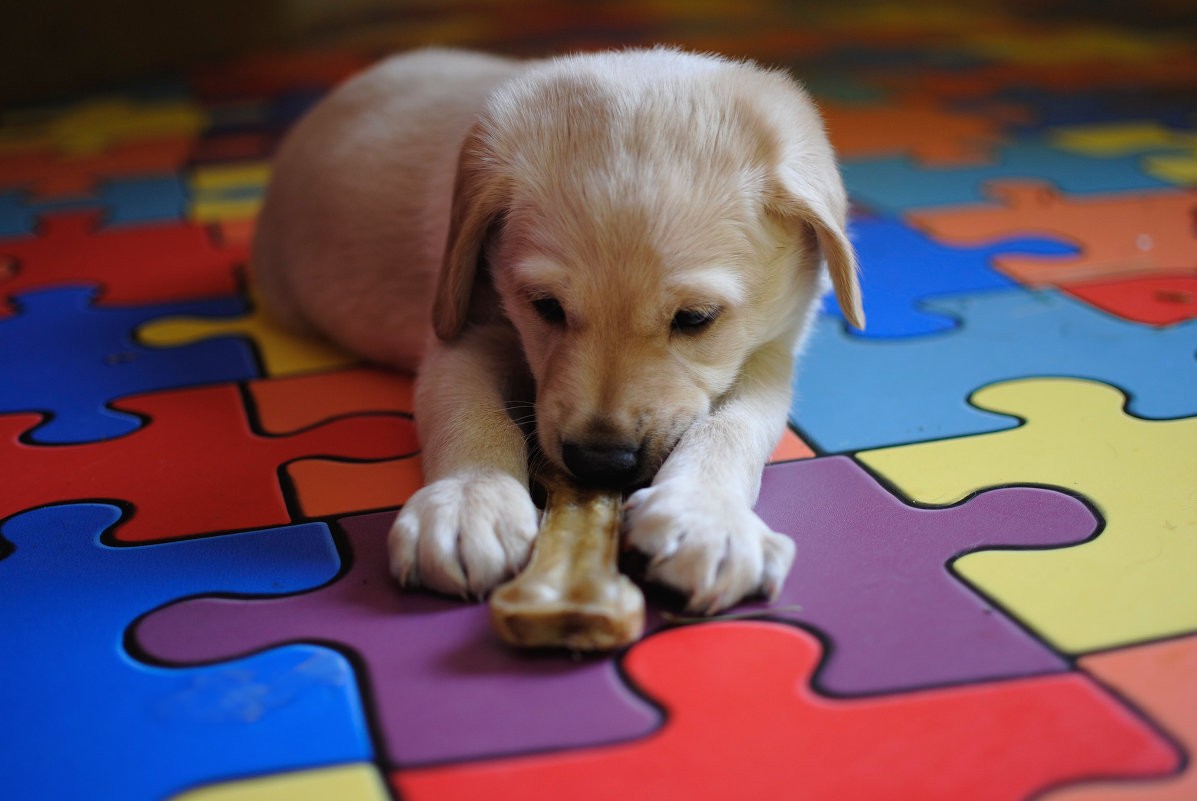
top-left (253, 47), bottom-right (863, 614)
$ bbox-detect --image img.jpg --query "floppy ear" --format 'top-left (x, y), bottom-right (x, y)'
top-left (768, 146), bottom-right (865, 331)
top-left (433, 120), bottom-right (508, 341)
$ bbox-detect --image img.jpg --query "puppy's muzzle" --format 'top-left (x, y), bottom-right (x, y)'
top-left (561, 438), bottom-right (643, 488)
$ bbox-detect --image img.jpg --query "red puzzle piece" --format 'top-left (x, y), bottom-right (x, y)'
top-left (0, 138), bottom-right (191, 200)
top-left (0, 382), bottom-right (418, 542)
top-left (908, 181), bottom-right (1197, 286)
top-left (247, 367), bottom-right (423, 516)
top-left (394, 623), bottom-right (1178, 801)
top-left (1063, 272), bottom-right (1197, 327)
top-left (0, 210), bottom-right (246, 310)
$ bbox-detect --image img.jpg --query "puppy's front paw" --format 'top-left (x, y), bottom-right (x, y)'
top-left (623, 480), bottom-right (795, 615)
top-left (388, 472), bottom-right (538, 599)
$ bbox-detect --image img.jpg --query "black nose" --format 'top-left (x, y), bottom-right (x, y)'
top-left (561, 440), bottom-right (642, 487)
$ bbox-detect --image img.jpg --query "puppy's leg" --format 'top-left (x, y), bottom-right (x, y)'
top-left (623, 337), bottom-right (798, 614)
top-left (389, 325), bottom-right (538, 599)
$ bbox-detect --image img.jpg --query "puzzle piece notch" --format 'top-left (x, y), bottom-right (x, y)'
top-left (0, 284), bottom-right (258, 443)
top-left (860, 377), bottom-right (1197, 653)
top-left (908, 180), bottom-right (1197, 286)
top-left (0, 503), bottom-right (371, 801)
top-left (393, 622), bottom-right (1179, 801)
top-left (792, 288), bottom-right (1197, 453)
top-left (0, 381), bottom-right (419, 541)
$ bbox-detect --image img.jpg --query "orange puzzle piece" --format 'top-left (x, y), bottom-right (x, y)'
top-left (821, 96), bottom-right (1015, 165)
top-left (908, 180), bottom-right (1197, 286)
top-left (393, 622), bottom-right (1178, 801)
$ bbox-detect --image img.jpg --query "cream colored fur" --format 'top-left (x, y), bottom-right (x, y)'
top-left (253, 47), bottom-right (863, 614)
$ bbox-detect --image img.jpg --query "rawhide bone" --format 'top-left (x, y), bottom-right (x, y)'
top-left (489, 470), bottom-right (645, 651)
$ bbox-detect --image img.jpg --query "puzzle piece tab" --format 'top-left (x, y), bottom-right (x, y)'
top-left (135, 510), bottom-right (662, 768)
top-left (907, 181), bottom-right (1197, 286)
top-left (247, 367), bottom-right (422, 515)
top-left (859, 378), bottom-right (1197, 653)
top-left (0, 503), bottom-right (371, 801)
top-left (0, 175), bottom-right (187, 236)
top-left (746, 456), bottom-right (1093, 693)
top-left (137, 288), bottom-right (358, 376)
top-left (0, 381), bottom-right (418, 541)
top-left (792, 289), bottom-right (1197, 452)
top-left (0, 285), bottom-right (257, 443)
top-left (820, 214), bottom-right (1072, 337)
top-left (0, 210), bottom-right (245, 305)
top-left (1063, 272), bottom-right (1197, 326)
top-left (821, 96), bottom-right (1011, 165)
top-left (1040, 635), bottom-right (1197, 801)
top-left (393, 622), bottom-right (1178, 801)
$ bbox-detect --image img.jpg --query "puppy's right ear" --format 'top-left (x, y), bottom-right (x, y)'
top-left (433, 120), bottom-right (507, 341)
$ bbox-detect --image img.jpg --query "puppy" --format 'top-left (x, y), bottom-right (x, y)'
top-left (252, 47), bottom-right (863, 614)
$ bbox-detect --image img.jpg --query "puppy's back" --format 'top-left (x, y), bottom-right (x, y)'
top-left (252, 49), bottom-right (524, 370)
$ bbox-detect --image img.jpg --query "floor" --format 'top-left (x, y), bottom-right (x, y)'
top-left (2, 2), bottom-right (1195, 799)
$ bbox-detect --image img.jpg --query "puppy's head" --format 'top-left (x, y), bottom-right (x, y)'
top-left (434, 49), bottom-right (862, 488)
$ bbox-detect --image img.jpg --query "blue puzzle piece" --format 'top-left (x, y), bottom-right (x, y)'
top-left (0, 175), bottom-right (186, 237)
top-left (0, 285), bottom-right (259, 443)
top-left (0, 503), bottom-right (371, 801)
top-left (840, 139), bottom-right (1172, 213)
top-left (985, 87), bottom-right (1197, 132)
top-left (822, 215), bottom-right (1076, 337)
top-left (207, 88), bottom-right (325, 136)
top-left (792, 288), bottom-right (1197, 452)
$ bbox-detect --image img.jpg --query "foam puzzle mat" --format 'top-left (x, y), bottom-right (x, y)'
top-left (2, 1), bottom-right (1194, 798)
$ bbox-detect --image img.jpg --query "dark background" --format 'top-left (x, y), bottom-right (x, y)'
top-left (2, 0), bottom-right (1195, 107)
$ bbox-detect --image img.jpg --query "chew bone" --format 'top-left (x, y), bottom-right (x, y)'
top-left (489, 472), bottom-right (645, 651)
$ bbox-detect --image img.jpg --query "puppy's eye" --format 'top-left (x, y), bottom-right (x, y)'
top-left (672, 306), bottom-right (721, 335)
top-left (531, 295), bottom-right (566, 325)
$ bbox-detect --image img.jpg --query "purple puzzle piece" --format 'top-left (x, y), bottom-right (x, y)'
top-left (135, 511), bottom-right (660, 768)
top-left (136, 456), bottom-right (1096, 767)
top-left (745, 456), bottom-right (1096, 694)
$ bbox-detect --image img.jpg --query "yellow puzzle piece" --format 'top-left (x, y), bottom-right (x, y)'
top-left (168, 763), bottom-right (390, 801)
top-left (137, 290), bottom-right (358, 377)
top-left (187, 161), bottom-right (271, 224)
top-left (859, 377), bottom-right (1197, 655)
top-left (0, 98), bottom-right (207, 156)
top-left (1050, 122), bottom-right (1197, 186)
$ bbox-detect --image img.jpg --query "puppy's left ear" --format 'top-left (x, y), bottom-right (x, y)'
top-left (766, 134), bottom-right (865, 330)
top-left (433, 119), bottom-right (508, 341)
